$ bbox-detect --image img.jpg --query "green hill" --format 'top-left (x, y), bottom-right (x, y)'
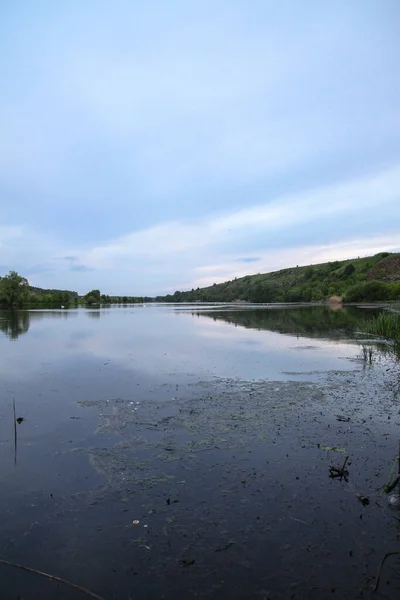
top-left (158, 252), bottom-right (400, 304)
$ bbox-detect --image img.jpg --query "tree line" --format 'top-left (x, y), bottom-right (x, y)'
top-left (82, 289), bottom-right (148, 305)
top-left (0, 271), bottom-right (147, 308)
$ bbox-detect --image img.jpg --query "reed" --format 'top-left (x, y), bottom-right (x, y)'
top-left (365, 312), bottom-right (400, 343)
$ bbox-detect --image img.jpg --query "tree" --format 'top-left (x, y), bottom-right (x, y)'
top-left (83, 289), bottom-right (101, 305)
top-left (0, 271), bottom-right (29, 307)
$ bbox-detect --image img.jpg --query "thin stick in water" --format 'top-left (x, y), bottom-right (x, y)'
top-left (0, 558), bottom-right (106, 600)
top-left (13, 397), bottom-right (17, 465)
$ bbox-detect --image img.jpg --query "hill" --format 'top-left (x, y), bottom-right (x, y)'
top-left (158, 252), bottom-right (400, 304)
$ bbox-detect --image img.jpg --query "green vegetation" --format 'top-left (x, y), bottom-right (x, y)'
top-left (364, 312), bottom-right (400, 344)
top-left (344, 280), bottom-right (393, 302)
top-left (0, 270), bottom-right (148, 307)
top-left (83, 289), bottom-right (102, 305)
top-left (0, 273), bottom-right (79, 306)
top-left (82, 290), bottom-right (147, 305)
top-left (0, 271), bottom-right (29, 307)
top-left (28, 289), bottom-right (79, 306)
top-left (158, 252), bottom-right (400, 304)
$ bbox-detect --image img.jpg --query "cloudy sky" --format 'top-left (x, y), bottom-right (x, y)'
top-left (1, 1), bottom-right (399, 295)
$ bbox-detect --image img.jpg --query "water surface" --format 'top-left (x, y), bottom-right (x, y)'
top-left (0, 305), bottom-right (398, 599)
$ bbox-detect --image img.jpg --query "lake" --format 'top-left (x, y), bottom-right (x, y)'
top-left (0, 304), bottom-right (399, 599)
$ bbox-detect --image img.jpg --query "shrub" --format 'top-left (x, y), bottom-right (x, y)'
top-left (344, 280), bottom-right (391, 302)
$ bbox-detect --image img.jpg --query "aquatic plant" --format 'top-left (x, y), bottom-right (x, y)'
top-left (365, 312), bottom-right (400, 343)
top-left (361, 345), bottom-right (374, 364)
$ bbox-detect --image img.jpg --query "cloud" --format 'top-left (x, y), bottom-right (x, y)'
top-left (62, 256), bottom-right (78, 262)
top-left (0, 2), bottom-right (399, 294)
top-left (186, 235), bottom-right (400, 290)
top-left (78, 163), bottom-right (400, 274)
top-left (1, 163), bottom-right (397, 295)
top-left (70, 264), bottom-right (94, 272)
top-left (239, 257), bottom-right (261, 264)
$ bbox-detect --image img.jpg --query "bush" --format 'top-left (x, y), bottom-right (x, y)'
top-left (344, 280), bottom-right (391, 302)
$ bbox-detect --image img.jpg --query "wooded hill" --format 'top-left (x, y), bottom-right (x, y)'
top-left (158, 252), bottom-right (400, 303)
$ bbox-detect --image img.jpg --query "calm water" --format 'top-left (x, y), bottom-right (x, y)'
top-left (0, 305), bottom-right (398, 599)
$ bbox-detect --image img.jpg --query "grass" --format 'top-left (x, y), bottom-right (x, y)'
top-left (366, 312), bottom-right (400, 342)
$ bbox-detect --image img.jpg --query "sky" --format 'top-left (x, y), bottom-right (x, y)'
top-left (1, 1), bottom-right (399, 296)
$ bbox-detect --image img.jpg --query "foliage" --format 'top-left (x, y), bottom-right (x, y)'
top-left (364, 312), bottom-right (400, 343)
top-left (344, 281), bottom-right (392, 302)
top-left (81, 289), bottom-right (147, 305)
top-left (84, 289), bottom-right (101, 305)
top-left (0, 270), bottom-right (148, 307)
top-left (0, 271), bottom-right (29, 307)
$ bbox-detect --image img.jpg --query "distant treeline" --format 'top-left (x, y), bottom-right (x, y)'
top-left (81, 289), bottom-right (151, 305)
top-left (157, 253), bottom-right (400, 304)
top-left (0, 272), bottom-right (150, 308)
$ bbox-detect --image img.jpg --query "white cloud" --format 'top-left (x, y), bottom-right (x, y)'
top-left (78, 162), bottom-right (400, 274)
top-left (1, 163), bottom-right (397, 294)
top-left (186, 235), bottom-right (400, 290)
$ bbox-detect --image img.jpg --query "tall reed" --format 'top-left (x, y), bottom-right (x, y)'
top-left (366, 312), bottom-right (400, 342)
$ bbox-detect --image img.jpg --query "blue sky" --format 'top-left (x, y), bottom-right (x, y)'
top-left (1, 1), bottom-right (399, 295)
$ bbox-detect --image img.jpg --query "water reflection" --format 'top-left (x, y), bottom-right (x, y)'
top-left (0, 311), bottom-right (30, 340)
top-left (0, 309), bottom-right (78, 340)
top-left (85, 310), bottom-right (101, 318)
top-left (192, 305), bottom-right (380, 340)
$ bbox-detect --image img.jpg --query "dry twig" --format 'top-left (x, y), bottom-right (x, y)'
top-left (0, 558), bottom-right (106, 600)
top-left (373, 551), bottom-right (400, 593)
